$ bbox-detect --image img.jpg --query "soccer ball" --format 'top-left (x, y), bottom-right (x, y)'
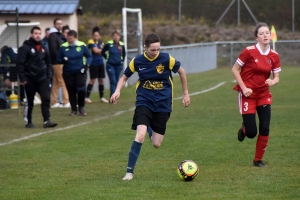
top-left (177, 160), bottom-right (199, 181)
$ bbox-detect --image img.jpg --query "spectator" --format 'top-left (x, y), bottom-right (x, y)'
top-left (41, 28), bottom-right (50, 52)
top-left (57, 30), bottom-right (92, 116)
top-left (62, 25), bottom-right (70, 40)
top-left (0, 45), bottom-right (25, 105)
top-left (56, 25), bottom-right (70, 107)
top-left (85, 26), bottom-right (109, 103)
top-left (17, 26), bottom-right (57, 128)
top-left (48, 18), bottom-right (70, 108)
top-left (101, 30), bottom-right (126, 98)
top-left (0, 46), bottom-right (18, 83)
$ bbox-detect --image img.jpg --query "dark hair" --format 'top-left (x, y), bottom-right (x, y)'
top-left (67, 30), bottom-right (77, 38)
top-left (53, 18), bottom-right (61, 25)
top-left (1, 45), bottom-right (9, 52)
top-left (254, 22), bottom-right (270, 37)
top-left (112, 30), bottom-right (121, 36)
top-left (144, 33), bottom-right (161, 47)
top-left (62, 25), bottom-right (70, 33)
top-left (92, 26), bottom-right (100, 34)
top-left (45, 27), bottom-right (50, 32)
top-left (31, 26), bottom-right (41, 34)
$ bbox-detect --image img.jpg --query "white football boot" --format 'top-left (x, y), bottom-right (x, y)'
top-left (122, 173), bottom-right (134, 180)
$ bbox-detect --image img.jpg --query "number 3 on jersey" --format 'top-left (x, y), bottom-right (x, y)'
top-left (243, 102), bottom-right (248, 111)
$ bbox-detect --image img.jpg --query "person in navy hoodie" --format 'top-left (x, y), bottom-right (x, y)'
top-left (101, 30), bottom-right (126, 98)
top-left (57, 30), bottom-right (92, 116)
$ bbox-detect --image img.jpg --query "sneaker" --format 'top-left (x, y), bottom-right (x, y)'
top-left (51, 103), bottom-right (61, 108)
top-left (25, 123), bottom-right (36, 128)
top-left (253, 160), bottom-right (266, 167)
top-left (85, 98), bottom-right (92, 103)
top-left (79, 107), bottom-right (87, 116)
top-left (43, 120), bottom-right (58, 128)
top-left (61, 102), bottom-right (71, 108)
top-left (238, 124), bottom-right (245, 142)
top-left (122, 173), bottom-right (134, 180)
top-left (100, 97), bottom-right (109, 103)
top-left (70, 111), bottom-right (77, 116)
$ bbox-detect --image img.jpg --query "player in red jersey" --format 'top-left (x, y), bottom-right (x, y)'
top-left (232, 22), bottom-right (281, 167)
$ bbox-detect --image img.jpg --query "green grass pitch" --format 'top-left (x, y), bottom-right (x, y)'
top-left (0, 67), bottom-right (299, 199)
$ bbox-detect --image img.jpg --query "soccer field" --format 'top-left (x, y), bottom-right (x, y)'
top-left (0, 67), bottom-right (299, 199)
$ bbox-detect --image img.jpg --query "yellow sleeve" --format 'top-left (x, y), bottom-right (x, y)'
top-left (87, 39), bottom-right (94, 45)
top-left (129, 58), bottom-right (135, 73)
top-left (169, 54), bottom-right (176, 71)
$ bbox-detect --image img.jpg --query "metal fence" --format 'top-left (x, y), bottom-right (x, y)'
top-left (93, 39), bottom-right (300, 90)
top-left (216, 40), bottom-right (300, 67)
top-left (125, 43), bottom-right (217, 86)
top-left (123, 40), bottom-right (300, 86)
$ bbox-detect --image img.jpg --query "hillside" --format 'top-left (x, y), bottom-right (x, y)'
top-left (78, 15), bottom-right (300, 49)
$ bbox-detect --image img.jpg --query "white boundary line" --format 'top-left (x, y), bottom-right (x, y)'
top-left (0, 82), bottom-right (227, 147)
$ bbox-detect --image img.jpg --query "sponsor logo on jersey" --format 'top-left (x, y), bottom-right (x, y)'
top-left (156, 63), bottom-right (164, 74)
top-left (143, 80), bottom-right (164, 90)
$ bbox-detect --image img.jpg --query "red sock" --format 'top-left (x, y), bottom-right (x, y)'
top-left (254, 135), bottom-right (269, 162)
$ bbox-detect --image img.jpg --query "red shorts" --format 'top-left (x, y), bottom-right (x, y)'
top-left (238, 92), bottom-right (272, 114)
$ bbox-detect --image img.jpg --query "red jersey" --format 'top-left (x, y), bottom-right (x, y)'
top-left (233, 43), bottom-right (281, 97)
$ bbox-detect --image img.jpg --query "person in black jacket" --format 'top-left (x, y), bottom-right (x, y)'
top-left (48, 18), bottom-right (70, 108)
top-left (17, 26), bottom-right (57, 128)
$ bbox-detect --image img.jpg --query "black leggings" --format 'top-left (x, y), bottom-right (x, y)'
top-left (242, 104), bottom-right (271, 138)
top-left (63, 72), bottom-right (87, 112)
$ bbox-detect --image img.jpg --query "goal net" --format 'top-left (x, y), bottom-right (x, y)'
top-left (122, 8), bottom-right (143, 86)
top-left (122, 8), bottom-right (143, 64)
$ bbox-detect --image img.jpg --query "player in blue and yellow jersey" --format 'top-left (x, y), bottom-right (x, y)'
top-left (85, 26), bottom-right (109, 103)
top-left (101, 30), bottom-right (126, 97)
top-left (110, 33), bottom-right (190, 180)
top-left (57, 30), bottom-right (92, 116)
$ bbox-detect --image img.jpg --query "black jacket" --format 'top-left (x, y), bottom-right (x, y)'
top-left (17, 38), bottom-right (52, 83)
top-left (48, 31), bottom-right (65, 64)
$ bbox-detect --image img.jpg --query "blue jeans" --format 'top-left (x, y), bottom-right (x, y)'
top-left (106, 63), bottom-right (123, 97)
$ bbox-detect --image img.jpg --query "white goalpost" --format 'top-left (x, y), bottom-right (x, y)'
top-left (122, 7), bottom-right (143, 71)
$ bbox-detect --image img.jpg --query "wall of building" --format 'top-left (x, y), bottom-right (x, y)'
top-left (0, 13), bottom-right (78, 38)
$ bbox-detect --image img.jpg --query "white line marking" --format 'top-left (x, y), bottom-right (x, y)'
top-left (0, 82), bottom-right (226, 147)
top-left (174, 81), bottom-right (226, 100)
